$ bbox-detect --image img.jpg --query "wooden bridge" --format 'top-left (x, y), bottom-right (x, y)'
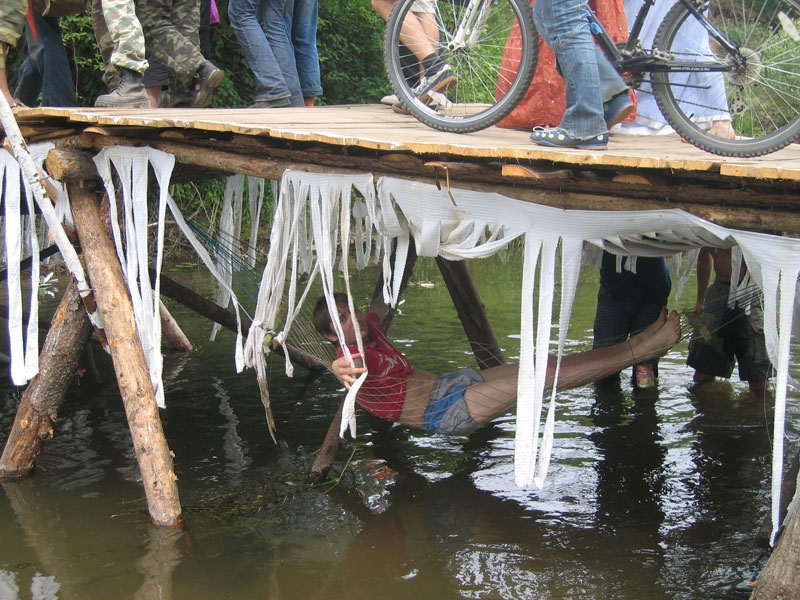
top-left (3, 103), bottom-right (800, 599)
top-left (15, 103), bottom-right (800, 234)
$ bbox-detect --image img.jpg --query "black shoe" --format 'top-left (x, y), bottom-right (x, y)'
top-left (249, 96), bottom-right (291, 109)
top-left (158, 88), bottom-right (193, 108)
top-left (191, 60), bottom-right (224, 108)
top-left (94, 68), bottom-right (149, 108)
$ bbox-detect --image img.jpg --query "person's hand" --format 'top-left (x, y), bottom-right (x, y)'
top-left (331, 354), bottom-right (366, 389)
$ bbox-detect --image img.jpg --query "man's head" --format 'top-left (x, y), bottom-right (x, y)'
top-left (313, 293), bottom-right (367, 345)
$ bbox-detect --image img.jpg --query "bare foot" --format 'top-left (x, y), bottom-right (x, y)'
top-left (709, 119), bottom-right (735, 139)
top-left (631, 310), bottom-right (681, 362)
top-left (636, 306), bottom-right (668, 338)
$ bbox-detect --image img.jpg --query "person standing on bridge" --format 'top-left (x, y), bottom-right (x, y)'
top-left (136, 0), bottom-right (224, 108)
top-left (529, 0), bottom-right (633, 150)
top-left (229, 0), bottom-right (303, 108)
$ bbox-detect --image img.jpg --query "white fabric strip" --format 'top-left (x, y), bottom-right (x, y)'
top-left (94, 147), bottom-right (171, 408)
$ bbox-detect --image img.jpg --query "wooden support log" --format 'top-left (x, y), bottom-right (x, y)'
top-left (159, 300), bottom-right (193, 352)
top-left (66, 133), bottom-right (800, 234)
top-left (435, 257), bottom-right (505, 369)
top-left (0, 279), bottom-right (92, 478)
top-left (307, 245), bottom-right (418, 484)
top-left (67, 178), bottom-right (182, 527)
top-left (155, 271), bottom-right (326, 372)
top-left (750, 499), bottom-right (800, 598)
top-left (750, 459), bottom-right (800, 599)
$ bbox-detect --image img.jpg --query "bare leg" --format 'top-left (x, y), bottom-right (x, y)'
top-left (371, 0), bottom-right (438, 61)
top-left (465, 310), bottom-right (681, 424)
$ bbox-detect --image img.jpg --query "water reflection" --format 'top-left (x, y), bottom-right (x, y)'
top-left (134, 528), bottom-right (185, 600)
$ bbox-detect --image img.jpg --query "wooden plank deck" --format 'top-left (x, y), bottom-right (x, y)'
top-left (9, 104), bottom-right (800, 232)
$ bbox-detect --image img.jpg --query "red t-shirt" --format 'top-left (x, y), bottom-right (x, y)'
top-left (336, 312), bottom-right (413, 422)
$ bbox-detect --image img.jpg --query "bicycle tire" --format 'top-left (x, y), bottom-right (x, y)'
top-left (651, 0), bottom-right (800, 157)
top-left (384, 0), bottom-right (538, 134)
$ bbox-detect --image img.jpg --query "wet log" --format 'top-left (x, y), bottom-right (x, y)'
top-left (436, 257), bottom-right (505, 369)
top-left (67, 179), bottom-right (182, 527)
top-left (0, 279), bottom-right (92, 478)
top-left (159, 300), bottom-right (193, 352)
top-left (751, 479), bottom-right (800, 599)
top-left (155, 270), bottom-right (327, 371)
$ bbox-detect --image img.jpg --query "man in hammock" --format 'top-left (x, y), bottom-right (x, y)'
top-left (313, 293), bottom-right (682, 434)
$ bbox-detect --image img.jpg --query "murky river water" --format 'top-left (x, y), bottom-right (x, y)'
top-left (0, 249), bottom-right (796, 599)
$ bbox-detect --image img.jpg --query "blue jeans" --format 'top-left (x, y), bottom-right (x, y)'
top-left (284, 0), bottom-right (322, 98)
top-left (593, 291), bottom-right (665, 384)
top-left (14, 14), bottom-right (76, 107)
top-left (533, 0), bottom-right (627, 139)
top-left (229, 0), bottom-right (304, 106)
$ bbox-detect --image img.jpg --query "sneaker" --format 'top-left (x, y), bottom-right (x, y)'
top-left (412, 63), bottom-right (457, 100)
top-left (191, 60), bottom-right (224, 108)
top-left (427, 90), bottom-right (453, 110)
top-left (392, 91), bottom-right (453, 115)
top-left (391, 101), bottom-right (411, 115)
top-left (604, 92), bottom-right (634, 128)
top-left (381, 93), bottom-right (399, 106)
top-left (530, 126), bottom-right (609, 150)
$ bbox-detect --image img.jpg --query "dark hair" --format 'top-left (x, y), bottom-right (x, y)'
top-left (312, 293), bottom-right (349, 339)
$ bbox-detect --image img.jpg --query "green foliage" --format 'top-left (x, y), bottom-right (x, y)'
top-left (6, 0), bottom-right (392, 247)
top-left (317, 0), bottom-right (393, 104)
top-left (59, 13), bottom-right (105, 105)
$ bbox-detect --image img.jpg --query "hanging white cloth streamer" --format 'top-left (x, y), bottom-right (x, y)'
top-left (242, 170), bottom-right (379, 441)
top-left (7, 142), bottom-right (797, 547)
top-left (277, 175), bottom-right (795, 547)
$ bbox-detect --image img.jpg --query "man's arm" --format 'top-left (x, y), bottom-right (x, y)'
top-left (694, 247), bottom-right (714, 313)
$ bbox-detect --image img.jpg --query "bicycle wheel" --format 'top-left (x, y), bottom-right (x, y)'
top-left (651, 0), bottom-right (800, 157)
top-left (384, 0), bottom-right (538, 133)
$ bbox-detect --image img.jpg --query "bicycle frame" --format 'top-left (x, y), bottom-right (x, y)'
top-left (449, 0), bottom-right (494, 51)
top-left (587, 0), bottom-right (743, 77)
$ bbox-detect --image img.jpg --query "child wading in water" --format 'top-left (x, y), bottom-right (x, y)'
top-left (313, 293), bottom-right (682, 435)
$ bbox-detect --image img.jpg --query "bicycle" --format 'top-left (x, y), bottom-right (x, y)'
top-left (383, 0), bottom-right (800, 157)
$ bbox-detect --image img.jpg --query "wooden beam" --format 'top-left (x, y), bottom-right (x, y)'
top-left (67, 134), bottom-right (800, 234)
top-left (67, 177), bottom-right (182, 527)
top-left (435, 257), bottom-right (505, 369)
top-left (0, 279), bottom-right (92, 478)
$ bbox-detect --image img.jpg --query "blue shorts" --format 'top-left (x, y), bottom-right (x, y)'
top-left (422, 368), bottom-right (483, 435)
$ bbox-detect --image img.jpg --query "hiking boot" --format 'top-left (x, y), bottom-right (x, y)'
top-left (94, 68), bottom-right (149, 108)
top-left (530, 126), bottom-right (608, 150)
top-left (158, 87), bottom-right (194, 108)
top-left (412, 63), bottom-right (457, 101)
top-left (191, 60), bottom-right (224, 108)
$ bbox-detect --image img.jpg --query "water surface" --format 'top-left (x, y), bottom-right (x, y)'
top-left (0, 250), bottom-right (795, 599)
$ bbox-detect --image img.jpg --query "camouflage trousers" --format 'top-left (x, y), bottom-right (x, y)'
top-left (0, 0), bottom-right (28, 67)
top-left (92, 0), bottom-right (148, 85)
top-left (137, 0), bottom-right (204, 90)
